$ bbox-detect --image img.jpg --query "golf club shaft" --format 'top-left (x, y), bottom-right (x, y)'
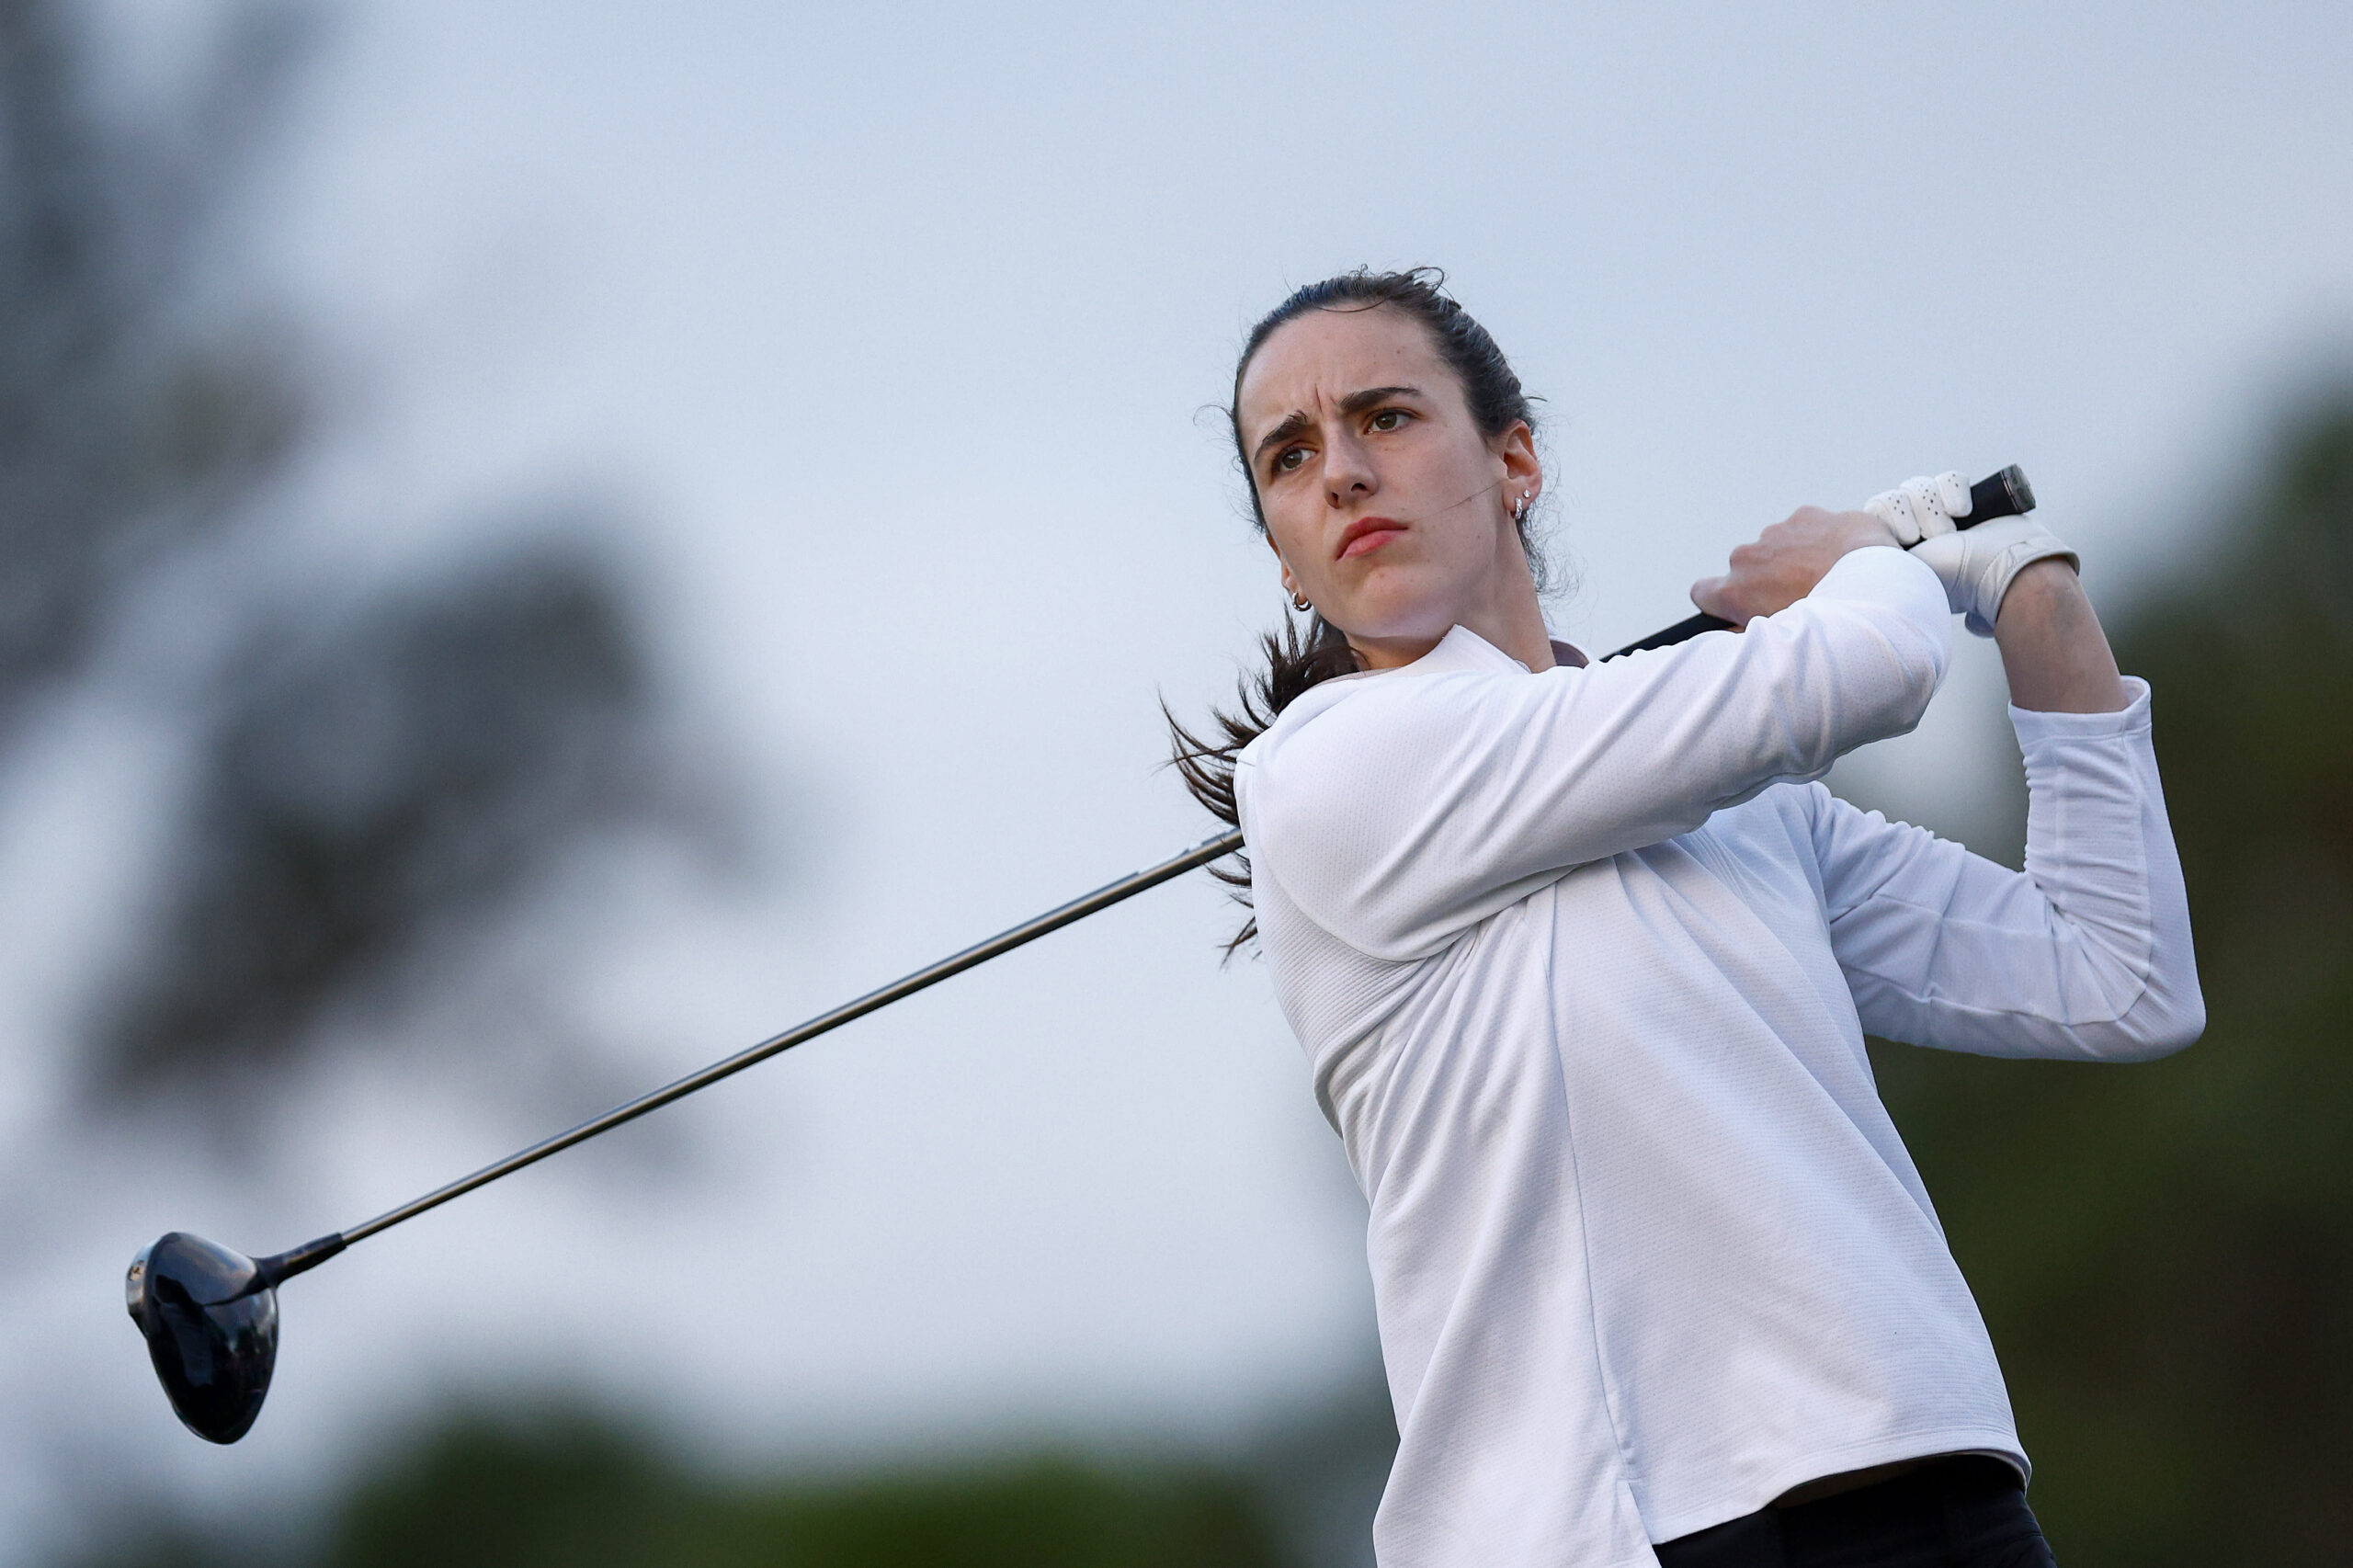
top-left (267, 465), bottom-right (2035, 1280)
top-left (1604, 465), bottom-right (2034, 661)
top-left (303, 828), bottom-right (1246, 1258)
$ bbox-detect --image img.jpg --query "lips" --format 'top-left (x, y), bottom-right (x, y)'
top-left (1336, 517), bottom-right (1407, 560)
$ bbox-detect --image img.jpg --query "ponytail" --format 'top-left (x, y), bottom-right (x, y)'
top-left (1162, 613), bottom-right (1358, 956)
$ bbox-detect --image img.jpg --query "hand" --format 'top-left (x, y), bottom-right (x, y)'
top-left (1863, 472), bottom-right (1971, 544)
top-left (1691, 506), bottom-right (1901, 626)
top-left (1910, 516), bottom-right (2080, 637)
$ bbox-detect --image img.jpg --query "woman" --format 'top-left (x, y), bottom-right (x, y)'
top-left (1172, 270), bottom-right (2201, 1568)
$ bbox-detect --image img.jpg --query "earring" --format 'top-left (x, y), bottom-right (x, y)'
top-left (1291, 592), bottom-right (1313, 612)
top-left (1513, 493), bottom-right (1532, 523)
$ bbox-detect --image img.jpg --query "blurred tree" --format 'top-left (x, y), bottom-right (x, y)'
top-left (135, 1406), bottom-right (1294, 1568)
top-left (0, 0), bottom-right (733, 1122)
top-left (90, 540), bottom-right (717, 1103)
top-left (1245, 1369), bottom-right (1392, 1568)
top-left (1870, 397), bottom-right (2353, 1567)
top-left (0, 0), bottom-right (305, 723)
top-left (63, 1380), bottom-right (1398, 1568)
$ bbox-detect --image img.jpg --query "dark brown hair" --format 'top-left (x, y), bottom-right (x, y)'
top-left (1167, 267), bottom-right (1543, 953)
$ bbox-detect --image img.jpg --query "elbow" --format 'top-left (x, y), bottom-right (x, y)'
top-left (1911, 617), bottom-right (1951, 692)
top-left (1871, 626), bottom-right (1948, 743)
top-left (2149, 981), bottom-right (2207, 1059)
top-left (1902, 634), bottom-right (1948, 725)
top-left (1882, 586), bottom-right (1951, 707)
top-left (2082, 973), bottom-right (2206, 1063)
top-left (1819, 635), bottom-right (1942, 762)
top-left (2089, 1016), bottom-right (2200, 1065)
top-left (2131, 943), bottom-right (2209, 1061)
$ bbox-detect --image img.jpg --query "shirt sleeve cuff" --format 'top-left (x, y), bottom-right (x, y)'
top-left (2008, 676), bottom-right (2153, 742)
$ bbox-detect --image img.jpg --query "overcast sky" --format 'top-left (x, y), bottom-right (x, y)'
top-left (10, 0), bottom-right (2352, 1551)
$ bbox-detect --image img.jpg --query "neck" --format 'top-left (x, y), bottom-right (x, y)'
top-left (1349, 555), bottom-right (1554, 673)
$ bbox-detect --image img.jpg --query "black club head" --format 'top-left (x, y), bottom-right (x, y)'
top-left (126, 1232), bottom-right (279, 1444)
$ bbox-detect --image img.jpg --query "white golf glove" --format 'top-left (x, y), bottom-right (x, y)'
top-left (1865, 471), bottom-right (2079, 636)
top-left (1863, 472), bottom-right (1972, 544)
top-left (1909, 516), bottom-right (2080, 637)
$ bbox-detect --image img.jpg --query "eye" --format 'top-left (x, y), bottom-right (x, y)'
top-left (1369, 408), bottom-right (1412, 433)
top-left (1271, 445), bottom-right (1309, 474)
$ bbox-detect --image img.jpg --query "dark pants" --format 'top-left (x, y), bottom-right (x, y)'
top-left (1654, 1458), bottom-right (2057, 1568)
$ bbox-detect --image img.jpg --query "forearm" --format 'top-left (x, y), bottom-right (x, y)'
top-left (1993, 560), bottom-right (2130, 714)
top-left (1824, 685), bottom-right (2204, 1062)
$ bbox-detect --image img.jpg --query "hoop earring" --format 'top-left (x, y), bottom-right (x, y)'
top-left (1291, 593), bottom-right (1313, 613)
top-left (1513, 493), bottom-right (1531, 524)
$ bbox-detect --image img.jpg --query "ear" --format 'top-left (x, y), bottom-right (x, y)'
top-left (1267, 531), bottom-right (1302, 601)
top-left (1495, 421), bottom-right (1541, 507)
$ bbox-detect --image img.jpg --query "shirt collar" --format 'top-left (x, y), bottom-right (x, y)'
top-left (1347, 623), bottom-right (1587, 680)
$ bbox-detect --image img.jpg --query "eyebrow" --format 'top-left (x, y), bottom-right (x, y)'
top-left (1251, 384), bottom-right (1425, 469)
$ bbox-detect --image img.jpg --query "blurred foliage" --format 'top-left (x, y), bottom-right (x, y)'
top-left (0, 0), bottom-right (306, 720)
top-left (1870, 397), bottom-right (2353, 1567)
top-left (68, 1407), bottom-right (1297, 1568)
top-left (91, 541), bottom-right (710, 1101)
top-left (330, 1415), bottom-right (1285, 1568)
top-left (0, 0), bottom-right (729, 1121)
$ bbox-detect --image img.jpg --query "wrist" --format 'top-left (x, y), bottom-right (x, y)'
top-left (1991, 556), bottom-right (2080, 630)
top-left (1842, 514), bottom-right (1904, 556)
top-left (1993, 559), bottom-right (2129, 714)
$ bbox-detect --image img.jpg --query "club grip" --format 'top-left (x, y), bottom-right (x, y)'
top-left (1603, 465), bottom-right (2033, 661)
top-left (1966, 464), bottom-right (2035, 526)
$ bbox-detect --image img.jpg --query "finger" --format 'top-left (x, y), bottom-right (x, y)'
top-left (1877, 477), bottom-right (1942, 541)
top-left (1903, 475), bottom-right (1958, 539)
top-left (1933, 471), bottom-right (1971, 517)
top-left (1863, 488), bottom-right (1921, 546)
top-left (1851, 508), bottom-right (1904, 549)
top-left (1694, 578), bottom-right (1759, 626)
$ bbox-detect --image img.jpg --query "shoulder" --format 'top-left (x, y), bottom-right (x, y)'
top-left (1232, 676), bottom-right (1393, 840)
top-left (1242, 634), bottom-right (1540, 795)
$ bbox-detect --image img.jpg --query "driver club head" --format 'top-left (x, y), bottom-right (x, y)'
top-left (126, 1232), bottom-right (278, 1444)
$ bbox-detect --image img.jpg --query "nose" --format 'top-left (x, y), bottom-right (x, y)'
top-left (1321, 425), bottom-right (1376, 507)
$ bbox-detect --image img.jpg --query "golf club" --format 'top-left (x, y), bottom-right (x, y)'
top-left (130, 465), bottom-right (2033, 1443)
top-left (1605, 465), bottom-right (2035, 659)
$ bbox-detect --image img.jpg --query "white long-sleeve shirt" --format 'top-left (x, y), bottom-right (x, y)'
top-left (1231, 547), bottom-right (2203, 1568)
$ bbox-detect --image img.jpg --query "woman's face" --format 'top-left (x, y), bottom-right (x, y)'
top-left (1237, 305), bottom-right (1540, 666)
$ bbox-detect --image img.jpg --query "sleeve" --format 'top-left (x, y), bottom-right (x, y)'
top-left (1247, 546), bottom-right (1951, 960)
top-left (1805, 678), bottom-right (2205, 1062)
